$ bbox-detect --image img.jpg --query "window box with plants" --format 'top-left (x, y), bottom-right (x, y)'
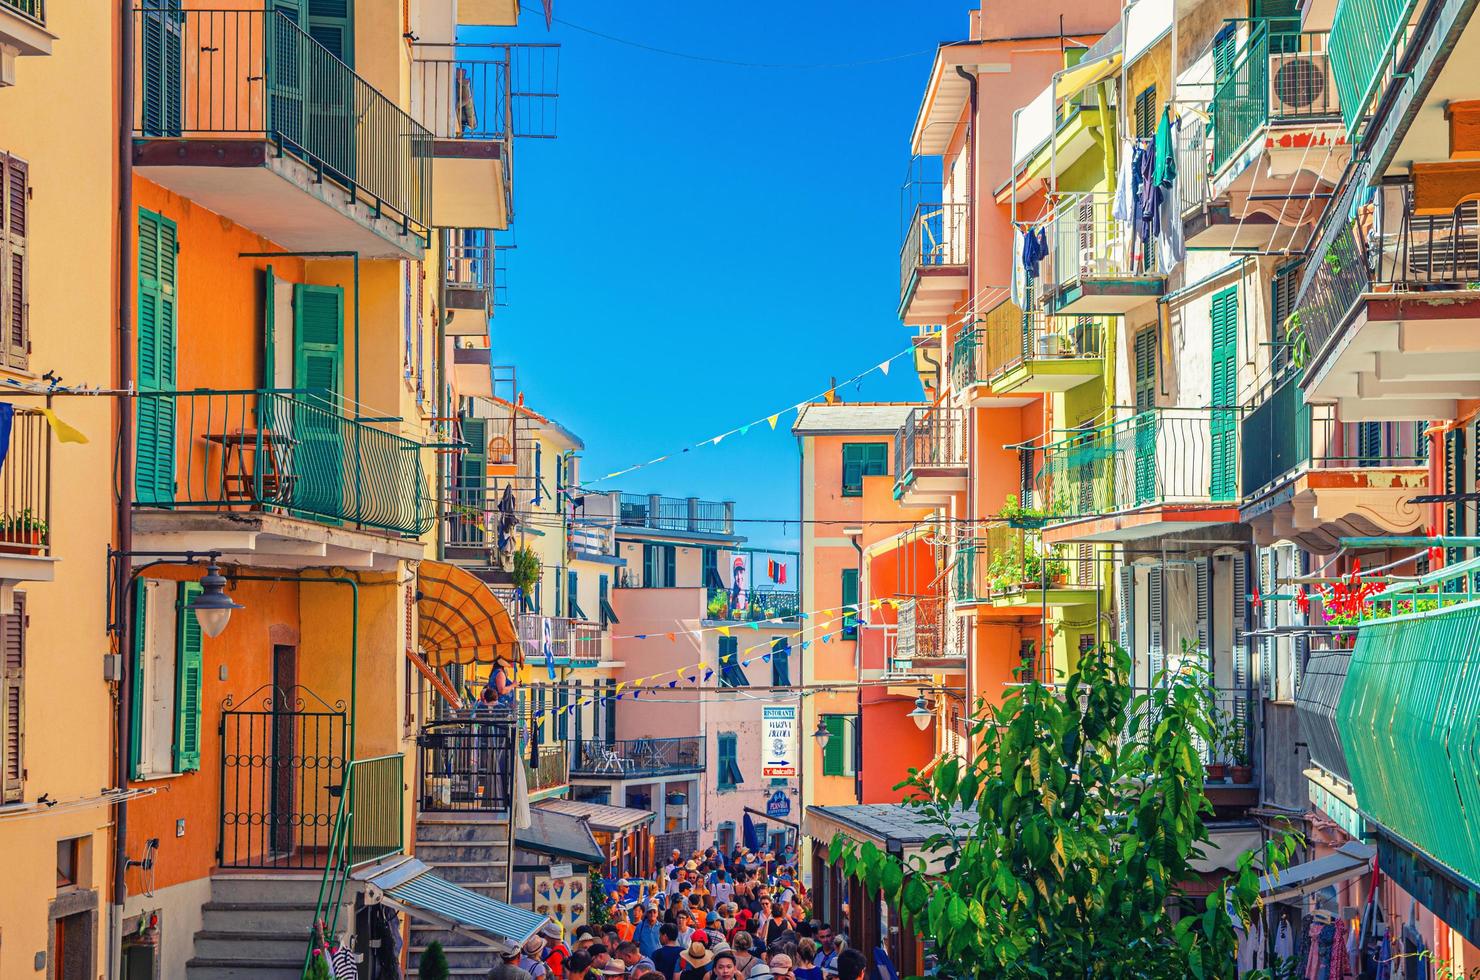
top-left (999, 493), bottom-right (1048, 530)
top-left (0, 509), bottom-right (47, 555)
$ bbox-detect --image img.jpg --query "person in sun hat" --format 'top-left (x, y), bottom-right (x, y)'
top-left (678, 938), bottom-right (715, 980)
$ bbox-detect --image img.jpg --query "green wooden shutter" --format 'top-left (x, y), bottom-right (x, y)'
top-left (822, 716), bottom-right (846, 776)
top-left (459, 416), bottom-right (486, 508)
top-left (293, 283), bottom-right (344, 400)
top-left (140, 0), bottom-right (183, 137)
top-left (173, 582), bottom-right (204, 773)
top-left (771, 637), bottom-right (790, 687)
top-left (1210, 287), bottom-right (1239, 500)
top-left (719, 733), bottom-right (737, 789)
top-left (129, 580), bottom-right (150, 779)
top-left (864, 443), bottom-right (889, 476)
top-left (291, 284), bottom-right (344, 520)
top-left (1135, 85), bottom-right (1158, 138)
top-left (136, 209), bottom-right (178, 506)
top-left (306, 0), bottom-right (354, 66)
top-left (841, 444), bottom-right (864, 496)
top-left (841, 569), bottom-right (859, 638)
top-left (1134, 329), bottom-right (1158, 505)
top-left (663, 546), bottom-right (676, 588)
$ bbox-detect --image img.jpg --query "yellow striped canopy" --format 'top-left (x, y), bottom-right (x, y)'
top-left (417, 560), bottom-right (519, 668)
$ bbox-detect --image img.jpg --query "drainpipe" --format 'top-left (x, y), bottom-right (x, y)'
top-left (436, 232), bottom-right (448, 561)
top-left (954, 65), bottom-right (978, 319)
top-left (110, 2), bottom-right (137, 975)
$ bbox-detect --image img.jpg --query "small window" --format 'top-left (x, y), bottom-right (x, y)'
top-left (841, 569), bottom-right (860, 639)
top-left (841, 443), bottom-right (889, 497)
top-left (131, 579), bottom-right (204, 778)
top-left (718, 637), bottom-right (748, 688)
top-left (718, 733), bottom-right (743, 790)
top-left (56, 837), bottom-right (80, 889)
top-left (821, 714), bottom-right (855, 776)
top-left (1, 153), bottom-right (31, 372)
top-left (1134, 84), bottom-right (1158, 139)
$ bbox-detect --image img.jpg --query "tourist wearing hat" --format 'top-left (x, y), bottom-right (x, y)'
top-left (520, 935), bottom-right (551, 979)
top-left (678, 938), bottom-right (714, 980)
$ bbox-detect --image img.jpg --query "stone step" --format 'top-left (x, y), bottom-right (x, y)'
top-left (415, 816), bottom-right (512, 845)
top-left (192, 930), bottom-right (307, 961)
top-left (199, 901), bottom-right (342, 934)
top-left (185, 957), bottom-right (304, 980)
top-left (414, 841), bottom-right (511, 864)
top-left (207, 873), bottom-right (327, 906)
top-left (427, 863), bottom-right (510, 886)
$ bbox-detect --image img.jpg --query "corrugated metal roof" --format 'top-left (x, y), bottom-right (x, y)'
top-left (535, 798), bottom-right (656, 832)
top-left (359, 858), bottom-right (550, 952)
top-left (517, 807), bottom-right (606, 865)
top-left (791, 403), bottom-right (921, 436)
top-left (807, 803), bottom-right (975, 846)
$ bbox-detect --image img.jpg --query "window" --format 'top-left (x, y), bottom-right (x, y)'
top-left (841, 569), bottom-right (859, 639)
top-left (1210, 286), bottom-right (1238, 501)
top-left (642, 544), bottom-right (676, 588)
top-left (717, 821), bottom-right (736, 854)
top-left (1019, 448), bottom-right (1035, 509)
top-left (718, 636), bottom-right (748, 688)
top-left (1, 153), bottom-right (29, 372)
top-left (130, 579), bottom-right (204, 777)
top-left (841, 443), bottom-right (888, 497)
top-left (1, 594), bottom-right (23, 804)
top-left (770, 637), bottom-right (790, 687)
top-left (1271, 262), bottom-right (1302, 374)
top-left (1134, 328), bottom-right (1157, 412)
top-left (1212, 24), bottom-right (1236, 86)
top-left (717, 733), bottom-right (743, 790)
top-left (567, 569), bottom-right (586, 620)
top-left (56, 836), bottom-right (80, 889)
top-left (1134, 84), bottom-right (1158, 139)
top-left (821, 715), bottom-right (855, 776)
top-left (702, 548), bottom-right (722, 590)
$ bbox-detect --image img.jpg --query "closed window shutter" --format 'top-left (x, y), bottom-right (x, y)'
top-left (822, 715), bottom-right (845, 776)
top-left (718, 734), bottom-right (737, 789)
top-left (663, 546), bottom-right (675, 588)
top-left (307, 0), bottom-right (354, 66)
top-left (841, 569), bottom-right (859, 638)
top-left (1210, 287), bottom-right (1238, 500)
top-left (459, 417), bottom-right (486, 503)
top-left (642, 544), bottom-right (657, 587)
top-left (130, 580), bottom-right (149, 780)
top-left (1, 593), bottom-right (24, 803)
top-left (293, 283), bottom-right (344, 400)
top-left (720, 637), bottom-right (747, 687)
top-left (864, 443), bottom-right (889, 475)
top-left (3, 154), bottom-right (29, 371)
top-left (1212, 25), bottom-right (1236, 85)
top-left (174, 582), bottom-right (204, 772)
top-left (842, 444), bottom-right (863, 496)
top-left (1134, 329), bottom-right (1156, 412)
top-left (1148, 567), bottom-right (1164, 684)
top-left (136, 208), bottom-right (178, 505)
top-left (1135, 85), bottom-right (1157, 138)
top-left (140, 2), bottom-right (183, 137)
top-left (771, 637), bottom-right (790, 687)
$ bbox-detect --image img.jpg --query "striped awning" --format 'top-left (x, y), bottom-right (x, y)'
top-left (417, 560), bottom-right (519, 668)
top-left (358, 857), bottom-right (549, 952)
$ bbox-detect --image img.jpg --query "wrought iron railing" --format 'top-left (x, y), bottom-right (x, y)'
top-left (525, 741), bottom-right (568, 793)
top-left (411, 43), bottom-right (560, 142)
top-left (131, 8), bottom-right (433, 235)
top-left (951, 308), bottom-right (1104, 390)
top-left (1212, 23), bottom-right (1336, 170)
top-left (894, 407), bottom-right (967, 492)
top-left (518, 615), bottom-right (604, 667)
top-left (569, 737), bottom-right (704, 777)
top-left (0, 410), bottom-right (50, 558)
top-left (1043, 192), bottom-right (1144, 291)
top-left (618, 494), bottom-right (733, 534)
top-left (900, 202), bottom-right (969, 298)
top-left (1329, 0), bottom-right (1424, 136)
top-left (2, 0), bottom-right (43, 25)
top-left (1177, 113), bottom-right (1213, 214)
top-left (1038, 408), bottom-right (1238, 521)
top-left (417, 715), bottom-right (517, 812)
top-left (133, 389), bottom-right (432, 537)
top-left (951, 527), bottom-right (1084, 603)
top-left (704, 587), bottom-right (800, 622)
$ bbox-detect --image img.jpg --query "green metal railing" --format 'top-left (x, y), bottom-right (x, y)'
top-left (1329, 0), bottom-right (1421, 136)
top-left (1038, 408), bottom-right (1236, 521)
top-left (525, 742), bottom-right (568, 794)
top-left (3, 0), bottom-right (44, 25)
top-left (301, 754), bottom-right (405, 977)
top-left (134, 389), bottom-right (433, 537)
top-left (132, 8), bottom-right (433, 236)
top-left (1212, 24), bottom-right (1335, 171)
top-left (951, 307), bottom-right (1104, 390)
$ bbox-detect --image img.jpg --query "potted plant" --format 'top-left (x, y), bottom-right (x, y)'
top-left (1045, 554), bottom-right (1070, 587)
top-left (1020, 551), bottom-right (1045, 590)
top-left (1204, 706), bottom-right (1230, 782)
top-left (0, 509), bottom-right (46, 555)
top-left (511, 546), bottom-right (540, 609)
top-left (706, 590), bottom-right (731, 620)
top-left (1000, 493), bottom-right (1048, 529)
top-left (1227, 717), bottom-right (1253, 784)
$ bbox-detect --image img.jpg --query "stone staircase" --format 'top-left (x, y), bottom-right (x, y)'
top-left (406, 811), bottom-right (514, 978)
top-left (185, 873), bottom-right (352, 980)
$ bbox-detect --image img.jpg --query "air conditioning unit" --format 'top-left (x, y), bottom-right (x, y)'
top-left (1269, 53), bottom-right (1339, 117)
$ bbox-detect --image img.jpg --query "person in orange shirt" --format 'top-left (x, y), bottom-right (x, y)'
top-left (613, 906), bottom-right (639, 943)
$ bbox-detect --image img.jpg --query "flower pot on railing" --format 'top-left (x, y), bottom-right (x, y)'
top-left (0, 530), bottom-right (44, 556)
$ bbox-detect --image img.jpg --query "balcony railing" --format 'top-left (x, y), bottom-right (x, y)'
top-left (1241, 373), bottom-right (1428, 496)
top-left (445, 228), bottom-right (507, 311)
top-left (0, 410), bottom-right (50, 558)
top-left (417, 714), bottom-right (517, 812)
top-left (569, 737), bottom-right (704, 778)
top-left (1043, 192), bottom-right (1145, 289)
top-left (1038, 408), bottom-right (1238, 521)
top-left (518, 615), bottom-right (604, 667)
top-left (525, 742), bottom-right (569, 794)
top-left (704, 587), bottom-right (800, 623)
top-left (951, 308), bottom-right (1105, 390)
top-left (900, 202), bottom-right (969, 298)
top-left (618, 494), bottom-right (733, 535)
top-left (411, 43), bottom-right (560, 142)
top-left (1177, 114), bottom-right (1213, 214)
top-left (133, 389), bottom-right (432, 537)
top-left (952, 527), bottom-right (1083, 603)
top-left (1212, 24), bottom-right (1336, 171)
top-left (131, 8), bottom-right (433, 235)
top-left (2, 0), bottom-right (43, 25)
top-left (1128, 686), bottom-right (1255, 772)
top-left (894, 407), bottom-right (968, 491)
top-left (1329, 0), bottom-right (1424, 136)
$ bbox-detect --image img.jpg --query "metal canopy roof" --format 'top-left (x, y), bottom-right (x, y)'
top-left (357, 857), bottom-right (550, 953)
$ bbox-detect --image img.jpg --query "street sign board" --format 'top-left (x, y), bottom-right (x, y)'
top-left (761, 704), bottom-right (798, 777)
top-left (766, 789), bottom-right (791, 819)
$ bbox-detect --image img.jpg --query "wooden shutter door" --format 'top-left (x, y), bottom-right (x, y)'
top-left (3, 154), bottom-right (28, 371)
top-left (1210, 287), bottom-right (1238, 501)
top-left (140, 0), bottom-right (183, 137)
top-left (1, 594), bottom-right (24, 803)
top-left (822, 717), bottom-right (845, 776)
top-left (292, 284), bottom-right (344, 521)
top-left (306, 0), bottom-right (354, 65)
top-left (136, 209), bottom-right (178, 505)
top-left (173, 582), bottom-right (204, 772)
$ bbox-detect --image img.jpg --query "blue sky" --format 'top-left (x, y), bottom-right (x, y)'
top-left (468, 2), bottom-right (966, 550)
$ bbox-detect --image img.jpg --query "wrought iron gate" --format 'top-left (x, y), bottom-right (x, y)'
top-left (218, 685), bottom-right (347, 869)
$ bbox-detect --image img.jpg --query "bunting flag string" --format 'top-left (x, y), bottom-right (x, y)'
top-left (588, 346), bottom-right (914, 484)
top-left (561, 597), bottom-right (898, 647)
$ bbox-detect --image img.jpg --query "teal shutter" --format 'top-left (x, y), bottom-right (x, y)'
top-left (663, 546), bottom-right (675, 588)
top-left (822, 716), bottom-right (846, 776)
top-left (459, 416), bottom-right (486, 510)
top-left (263, 265), bottom-right (277, 389)
top-left (292, 284), bottom-right (345, 520)
top-left (841, 568), bottom-right (859, 638)
top-left (130, 581), bottom-right (148, 779)
top-left (771, 637), bottom-right (790, 687)
top-left (1133, 329), bottom-right (1158, 505)
top-left (140, 0), bottom-right (182, 137)
top-left (1210, 287), bottom-right (1239, 500)
top-left (293, 283), bottom-right (344, 401)
top-left (173, 582), bottom-right (204, 772)
top-left (841, 444), bottom-right (864, 496)
top-left (865, 443), bottom-right (889, 475)
top-left (642, 545), bottom-right (657, 587)
top-left (718, 734), bottom-right (737, 790)
top-left (306, 0), bottom-right (354, 66)
top-left (136, 209), bottom-right (178, 505)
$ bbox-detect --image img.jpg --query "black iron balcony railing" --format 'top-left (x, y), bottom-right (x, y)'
top-left (525, 741), bottom-right (569, 794)
top-left (569, 737), bottom-right (704, 778)
top-left (2, 0), bottom-right (43, 25)
top-left (1212, 22), bottom-right (1336, 171)
top-left (133, 389), bottom-right (432, 537)
top-left (417, 714), bottom-right (517, 812)
top-left (411, 43), bottom-right (560, 142)
top-left (131, 8), bottom-right (433, 235)
top-left (894, 407), bottom-right (968, 492)
top-left (0, 409), bottom-right (50, 558)
top-left (900, 202), bottom-right (968, 298)
top-left (445, 229), bottom-right (508, 311)
top-left (1038, 408), bottom-right (1238, 521)
top-left (618, 494), bottom-right (733, 535)
top-left (950, 308), bottom-right (1105, 390)
top-left (518, 615), bottom-right (604, 667)
top-left (1241, 372), bottom-right (1429, 497)
top-left (704, 587), bottom-right (800, 622)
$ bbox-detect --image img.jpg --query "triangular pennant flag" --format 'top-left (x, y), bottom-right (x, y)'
top-left (878, 359), bottom-right (891, 376)
top-left (798, 612), bottom-right (808, 620)
top-left (716, 626), bottom-right (731, 637)
top-left (697, 662), bottom-right (708, 672)
top-left (824, 388), bottom-right (838, 405)
top-left (800, 641), bottom-right (811, 650)
top-left (632, 689), bottom-right (641, 699)
top-left (666, 632), bottom-right (676, 642)
top-left (687, 674), bottom-right (698, 683)
top-left (703, 669), bottom-right (714, 681)
top-left (668, 680), bottom-right (679, 688)
top-left (767, 414), bottom-right (780, 430)
top-left (615, 681), bottom-right (626, 693)
top-left (40, 408), bottom-right (88, 444)
top-left (747, 622), bottom-right (760, 630)
top-left (739, 424), bottom-right (752, 436)
top-left (713, 433), bottom-right (726, 446)
top-left (762, 654), bottom-right (772, 663)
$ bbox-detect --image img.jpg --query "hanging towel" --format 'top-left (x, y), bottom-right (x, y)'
top-left (39, 407), bottom-right (87, 444)
top-left (1010, 227), bottom-right (1028, 308)
top-left (0, 404), bottom-right (13, 474)
top-left (1153, 106), bottom-right (1177, 188)
top-left (1113, 145), bottom-right (1136, 224)
top-left (1157, 145), bottom-right (1186, 269)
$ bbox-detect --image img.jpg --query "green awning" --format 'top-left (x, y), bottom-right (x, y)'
top-left (358, 857), bottom-right (549, 952)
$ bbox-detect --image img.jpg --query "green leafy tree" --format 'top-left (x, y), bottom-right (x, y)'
top-left (832, 643), bottom-right (1293, 979)
top-left (418, 940), bottom-right (451, 980)
top-left (588, 868), bottom-right (612, 926)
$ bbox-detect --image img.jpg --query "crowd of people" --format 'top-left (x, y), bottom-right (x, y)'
top-left (491, 846), bottom-right (866, 980)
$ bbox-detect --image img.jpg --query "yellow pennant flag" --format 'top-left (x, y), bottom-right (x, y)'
top-left (40, 408), bottom-right (88, 444)
top-left (716, 626), bottom-right (731, 637)
top-left (767, 414), bottom-right (780, 430)
top-left (823, 388), bottom-right (838, 405)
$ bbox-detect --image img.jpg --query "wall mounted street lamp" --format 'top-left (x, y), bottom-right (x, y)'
top-left (190, 562), bottom-right (244, 638)
top-left (106, 550), bottom-right (245, 640)
top-left (907, 695), bottom-right (934, 732)
top-left (812, 717), bottom-right (833, 752)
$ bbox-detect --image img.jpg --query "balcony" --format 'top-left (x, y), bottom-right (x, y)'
top-left (1241, 373), bottom-right (1428, 551)
top-left (518, 615), bottom-right (604, 668)
top-left (1040, 193), bottom-right (1163, 316)
top-left (894, 596), bottom-right (964, 673)
top-left (1211, 24), bottom-right (1343, 176)
top-left (459, 0), bottom-right (552, 28)
top-left (130, 9), bottom-right (431, 259)
top-left (1129, 686), bottom-right (1258, 803)
top-left (443, 230), bottom-right (506, 338)
top-left (0, 409), bottom-right (55, 596)
top-left (951, 527), bottom-right (1096, 609)
top-left (525, 742), bottom-right (569, 797)
top-left (1037, 408), bottom-right (1241, 544)
top-left (618, 494), bottom-right (735, 538)
top-left (703, 587), bottom-right (800, 623)
top-left (898, 203), bottom-right (968, 326)
top-left (0, 0), bottom-right (53, 86)
top-left (568, 737), bottom-right (704, 780)
top-left (951, 305), bottom-right (1105, 401)
top-left (893, 407), bottom-right (967, 506)
top-left (129, 389), bottom-right (432, 568)
top-left (417, 715), bottom-right (517, 813)
top-left (1300, 179), bottom-right (1480, 418)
